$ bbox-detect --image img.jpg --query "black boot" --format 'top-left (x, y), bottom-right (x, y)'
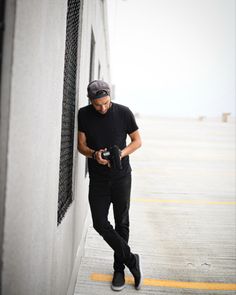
top-left (111, 271), bottom-right (125, 291)
top-left (127, 254), bottom-right (142, 290)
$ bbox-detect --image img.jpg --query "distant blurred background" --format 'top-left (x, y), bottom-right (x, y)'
top-left (107, 0), bottom-right (235, 119)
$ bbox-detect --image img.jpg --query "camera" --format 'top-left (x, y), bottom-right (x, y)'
top-left (101, 145), bottom-right (122, 170)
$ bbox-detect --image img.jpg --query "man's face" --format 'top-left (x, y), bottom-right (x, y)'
top-left (91, 96), bottom-right (111, 115)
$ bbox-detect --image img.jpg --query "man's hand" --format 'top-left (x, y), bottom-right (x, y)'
top-left (95, 149), bottom-right (111, 167)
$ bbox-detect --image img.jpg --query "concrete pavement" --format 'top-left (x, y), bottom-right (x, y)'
top-left (74, 116), bottom-right (236, 295)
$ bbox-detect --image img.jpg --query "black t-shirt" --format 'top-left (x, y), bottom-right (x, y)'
top-left (77, 102), bottom-right (138, 180)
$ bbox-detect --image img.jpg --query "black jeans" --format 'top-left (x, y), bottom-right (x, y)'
top-left (89, 173), bottom-right (135, 271)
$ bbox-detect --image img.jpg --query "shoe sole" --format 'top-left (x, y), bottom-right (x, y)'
top-left (135, 254), bottom-right (143, 290)
top-left (111, 284), bottom-right (125, 291)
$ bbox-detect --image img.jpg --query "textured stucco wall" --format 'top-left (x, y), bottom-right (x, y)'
top-left (2, 1), bottom-right (67, 294)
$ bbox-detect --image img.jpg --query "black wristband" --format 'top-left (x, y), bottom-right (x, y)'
top-left (92, 151), bottom-right (97, 159)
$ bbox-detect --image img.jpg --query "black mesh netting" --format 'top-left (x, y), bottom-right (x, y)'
top-left (58, 0), bottom-right (80, 225)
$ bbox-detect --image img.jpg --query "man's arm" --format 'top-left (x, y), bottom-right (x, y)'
top-left (77, 131), bottom-right (109, 165)
top-left (77, 131), bottom-right (94, 158)
top-left (121, 130), bottom-right (142, 158)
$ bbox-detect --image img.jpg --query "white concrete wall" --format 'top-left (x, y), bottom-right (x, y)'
top-left (60, 1), bottom-right (111, 294)
top-left (1, 0), bottom-right (111, 295)
top-left (2, 0), bottom-right (67, 294)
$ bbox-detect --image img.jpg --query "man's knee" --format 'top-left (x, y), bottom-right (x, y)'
top-left (115, 221), bottom-right (129, 234)
top-left (115, 215), bottom-right (129, 230)
top-left (93, 220), bottom-right (112, 236)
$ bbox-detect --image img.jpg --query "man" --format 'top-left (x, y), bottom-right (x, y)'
top-left (77, 80), bottom-right (142, 291)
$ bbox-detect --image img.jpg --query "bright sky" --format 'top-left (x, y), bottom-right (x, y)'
top-left (107, 0), bottom-right (236, 118)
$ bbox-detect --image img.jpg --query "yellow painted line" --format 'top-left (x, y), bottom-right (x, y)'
top-left (131, 198), bottom-right (236, 205)
top-left (90, 273), bottom-right (236, 291)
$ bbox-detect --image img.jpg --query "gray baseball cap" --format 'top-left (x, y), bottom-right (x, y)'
top-left (87, 80), bottom-right (110, 99)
